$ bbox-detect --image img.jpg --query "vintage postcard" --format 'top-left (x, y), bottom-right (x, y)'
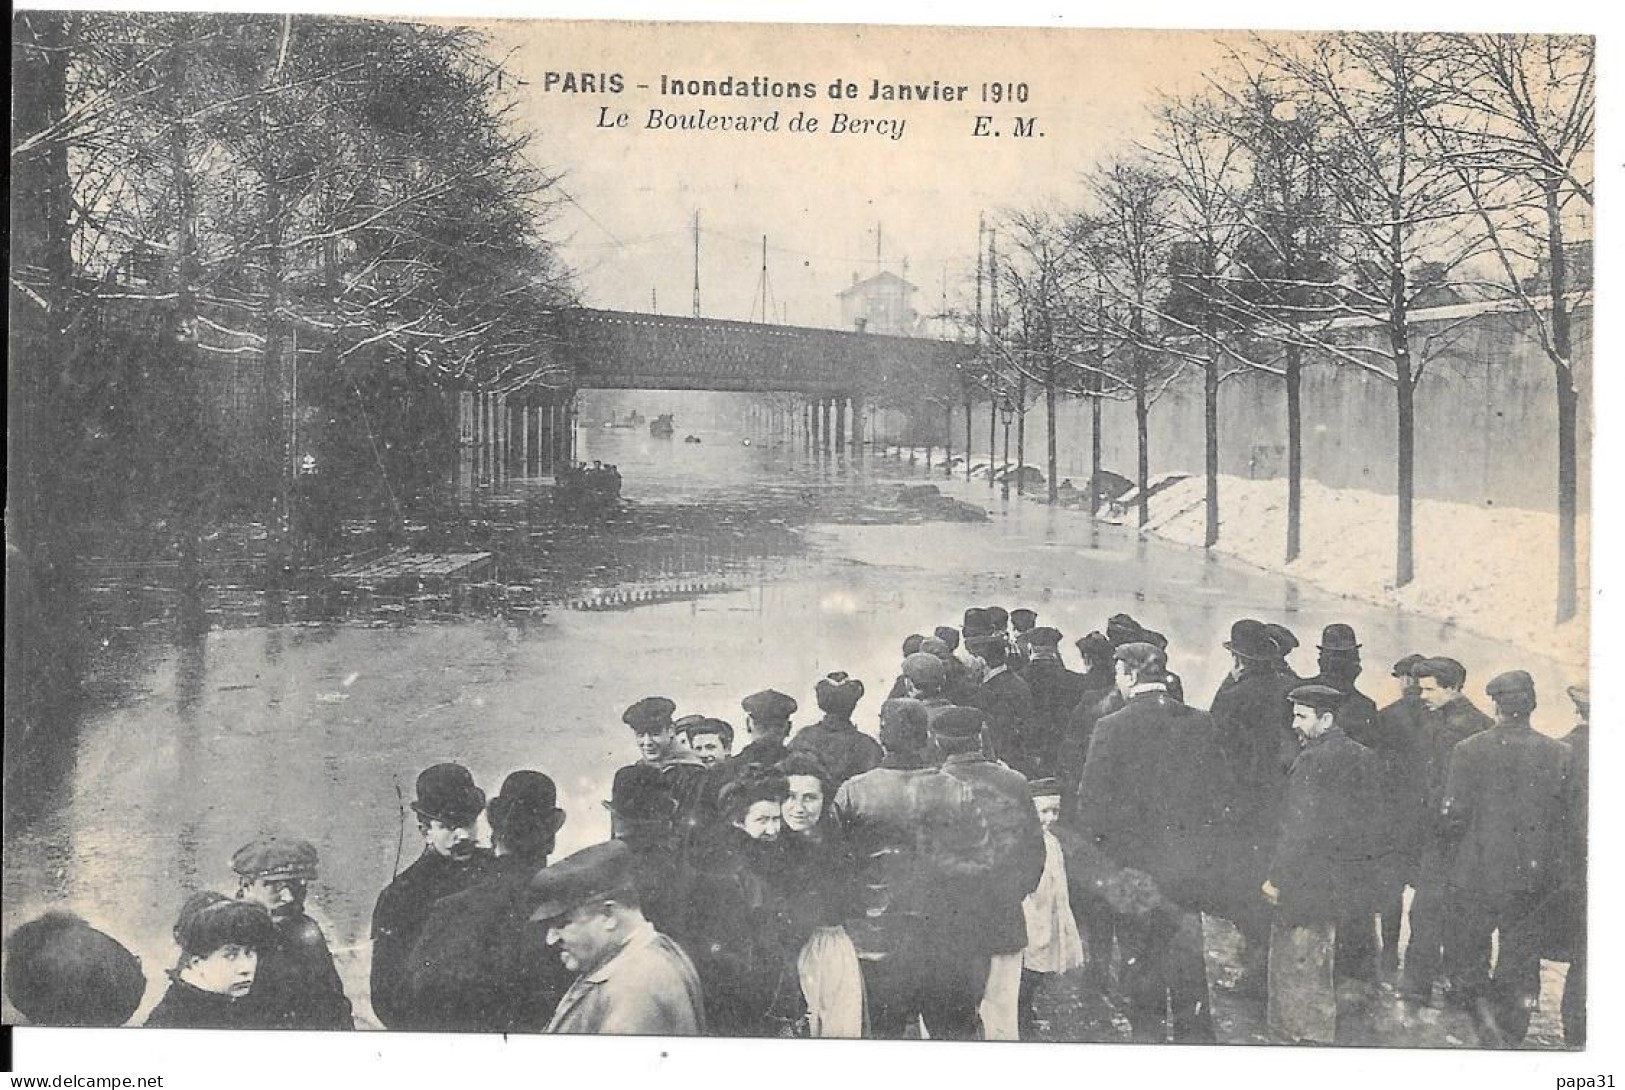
top-left (4, 1), bottom-right (1608, 1083)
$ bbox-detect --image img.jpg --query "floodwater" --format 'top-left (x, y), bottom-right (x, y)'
top-left (1, 405), bottom-right (1578, 1037)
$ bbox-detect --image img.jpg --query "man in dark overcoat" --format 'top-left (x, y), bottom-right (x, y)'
top-left (1077, 642), bottom-right (1228, 1042)
top-left (1369, 653), bottom-right (1430, 976)
top-left (1019, 626), bottom-right (1087, 778)
top-left (1556, 682), bottom-right (1588, 1046)
top-left (832, 698), bottom-right (997, 1040)
top-left (1438, 670), bottom-right (1572, 1046)
top-left (231, 836), bottom-right (353, 1030)
top-left (369, 763), bottom-right (494, 1029)
top-left (404, 771), bottom-right (573, 1033)
top-left (1207, 618), bottom-right (1298, 994)
top-left (1400, 656), bottom-right (1493, 1003)
top-left (931, 705), bottom-right (1047, 1040)
top-left (1261, 684), bottom-right (1382, 1044)
top-left (968, 634), bottom-right (1038, 776)
top-left (731, 689), bottom-right (799, 769)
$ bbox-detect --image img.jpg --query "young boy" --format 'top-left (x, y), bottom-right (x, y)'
top-left (145, 891), bottom-right (275, 1029)
top-left (1019, 778), bottom-right (1085, 1038)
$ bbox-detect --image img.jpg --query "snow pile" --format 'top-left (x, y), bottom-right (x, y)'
top-left (1140, 475), bottom-right (1589, 663)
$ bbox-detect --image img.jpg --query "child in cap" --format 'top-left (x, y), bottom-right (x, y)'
top-left (1019, 778), bottom-right (1085, 1038)
top-left (145, 891), bottom-right (275, 1029)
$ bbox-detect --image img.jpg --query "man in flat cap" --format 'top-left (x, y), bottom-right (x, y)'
top-left (605, 764), bottom-right (694, 943)
top-left (683, 717), bottom-right (734, 769)
top-left (1400, 656), bottom-right (1493, 1003)
top-left (1078, 641), bottom-right (1228, 1042)
top-left (1260, 684), bottom-right (1382, 1044)
top-left (1019, 626), bottom-right (1086, 778)
top-left (933, 625), bottom-right (978, 694)
top-left (537, 841), bottom-right (706, 1036)
top-left (231, 835), bottom-right (353, 1029)
top-left (1555, 681), bottom-right (1588, 1046)
top-left (968, 633), bottom-right (1038, 776)
top-left (406, 771), bottom-right (573, 1033)
top-left (897, 651), bottom-right (955, 724)
top-left (886, 634), bottom-right (929, 699)
top-left (1436, 671), bottom-right (1571, 1046)
top-left (1208, 618), bottom-right (1299, 995)
top-left (4, 913), bottom-right (146, 1027)
top-left (920, 636), bottom-right (979, 705)
top-left (930, 705), bottom-right (1046, 1040)
top-left (1008, 608), bottom-right (1038, 670)
top-left (731, 689), bottom-right (798, 769)
top-left (789, 672), bottom-right (882, 789)
top-left (621, 696), bottom-right (712, 851)
top-left (369, 762), bottom-right (494, 1029)
top-left (833, 698), bottom-right (998, 1040)
top-left (1263, 623), bottom-right (1304, 683)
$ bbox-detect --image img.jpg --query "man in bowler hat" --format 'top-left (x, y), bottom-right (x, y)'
top-left (406, 771), bottom-right (573, 1033)
top-left (368, 762), bottom-right (493, 1028)
top-left (536, 841), bottom-right (706, 1036)
top-left (605, 763), bottom-right (694, 942)
top-left (231, 835), bottom-right (353, 1029)
top-left (1437, 671), bottom-right (1572, 1046)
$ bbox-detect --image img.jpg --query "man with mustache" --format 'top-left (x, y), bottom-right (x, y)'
top-left (231, 835), bottom-right (353, 1029)
top-left (368, 762), bottom-right (494, 1029)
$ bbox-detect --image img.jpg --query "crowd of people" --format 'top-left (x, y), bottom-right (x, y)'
top-left (4, 606), bottom-right (1588, 1049)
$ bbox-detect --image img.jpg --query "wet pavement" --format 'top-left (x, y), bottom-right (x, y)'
top-left (1, 407), bottom-right (1580, 1044)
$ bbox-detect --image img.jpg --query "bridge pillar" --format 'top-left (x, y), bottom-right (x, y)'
top-left (804, 401), bottom-right (813, 451)
top-left (834, 398), bottom-right (848, 454)
top-left (822, 398), bottom-right (835, 454)
top-left (850, 397), bottom-right (864, 458)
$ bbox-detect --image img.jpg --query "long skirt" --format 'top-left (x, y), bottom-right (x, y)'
top-left (798, 925), bottom-right (867, 1038)
top-left (1268, 920), bottom-right (1337, 1044)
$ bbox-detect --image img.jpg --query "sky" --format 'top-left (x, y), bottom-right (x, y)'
top-left (462, 20), bottom-right (1252, 329)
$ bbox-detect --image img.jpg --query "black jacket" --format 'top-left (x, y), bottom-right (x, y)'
top-left (1268, 728), bottom-right (1384, 924)
top-left (787, 717), bottom-right (883, 788)
top-left (1019, 657), bottom-right (1089, 776)
top-left (145, 975), bottom-right (261, 1030)
top-left (687, 826), bottom-right (799, 1036)
top-left (403, 852), bottom-right (573, 1033)
top-left (369, 848), bottom-right (494, 1029)
top-left (1209, 664), bottom-right (1298, 831)
top-left (240, 912), bottom-right (353, 1030)
top-left (939, 752), bottom-right (1047, 955)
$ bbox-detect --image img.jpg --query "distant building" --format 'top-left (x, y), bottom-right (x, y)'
top-left (838, 270), bottom-right (919, 336)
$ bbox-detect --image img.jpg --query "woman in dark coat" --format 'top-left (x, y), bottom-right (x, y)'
top-left (687, 766), bottom-right (799, 1037)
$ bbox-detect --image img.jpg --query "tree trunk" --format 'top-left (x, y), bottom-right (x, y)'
top-left (1135, 354), bottom-right (1150, 529)
top-left (1546, 184), bottom-right (1578, 624)
top-left (988, 396), bottom-right (997, 488)
top-left (964, 396), bottom-right (973, 481)
top-left (1089, 378), bottom-right (1103, 521)
top-left (944, 403), bottom-right (954, 478)
top-left (1016, 371), bottom-right (1027, 495)
top-left (1045, 360), bottom-right (1058, 504)
top-left (1205, 345), bottom-right (1220, 549)
top-left (1285, 341), bottom-right (1303, 563)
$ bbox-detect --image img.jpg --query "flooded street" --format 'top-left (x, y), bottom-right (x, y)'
top-left (1, 400), bottom-right (1577, 1038)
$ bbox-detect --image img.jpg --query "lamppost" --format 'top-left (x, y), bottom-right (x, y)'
top-left (1000, 398), bottom-right (1015, 500)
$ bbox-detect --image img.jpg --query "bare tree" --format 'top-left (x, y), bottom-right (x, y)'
top-left (1420, 32), bottom-right (1593, 622)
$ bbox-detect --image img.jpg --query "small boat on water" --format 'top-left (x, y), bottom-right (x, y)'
top-left (683, 435), bottom-right (702, 444)
top-left (649, 413), bottom-right (675, 438)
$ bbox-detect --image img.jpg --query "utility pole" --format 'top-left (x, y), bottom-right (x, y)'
top-left (972, 214), bottom-right (984, 482)
top-left (876, 221), bottom-right (883, 271)
top-left (692, 210), bottom-right (701, 318)
top-left (651, 286), bottom-right (657, 313)
top-left (760, 235), bottom-right (768, 324)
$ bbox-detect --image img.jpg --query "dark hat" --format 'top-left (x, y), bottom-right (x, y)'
top-left (1485, 670), bottom-right (1536, 699)
top-left (487, 770), bottom-right (560, 832)
top-left (1137, 628), bottom-right (1169, 652)
top-left (1567, 683), bottom-right (1590, 712)
top-left (962, 608), bottom-right (994, 637)
top-left (687, 716), bottom-right (735, 748)
top-left (742, 689), bottom-right (798, 721)
top-left (1025, 626), bottom-right (1063, 649)
top-left (1318, 624), bottom-right (1362, 653)
top-left (603, 764), bottom-right (678, 822)
top-left (1105, 614), bottom-right (1143, 647)
top-left (1075, 631), bottom-right (1113, 661)
top-left (1224, 619), bottom-right (1279, 661)
top-left (527, 841), bottom-right (638, 923)
top-left (985, 606), bottom-right (1011, 629)
top-left (933, 625), bottom-right (962, 651)
top-left (230, 836), bottom-right (319, 882)
top-left (901, 652), bottom-right (948, 689)
top-left (173, 892), bottom-right (275, 957)
top-left (622, 696), bottom-right (677, 733)
top-left (4, 913), bottom-right (147, 1026)
top-left (1028, 777), bottom-right (1062, 799)
top-left (1288, 683), bottom-right (1345, 714)
top-left (901, 633), bottom-right (926, 656)
top-left (1391, 653), bottom-right (1428, 678)
top-left (1263, 623), bottom-right (1300, 654)
top-left (411, 762), bottom-right (486, 827)
top-left (815, 672), bottom-right (866, 716)
top-left (672, 713), bottom-right (706, 733)
top-left (879, 698), bottom-right (931, 753)
top-left (919, 636), bottom-right (953, 658)
top-left (1010, 609), bottom-right (1039, 632)
top-left (929, 705), bottom-right (987, 740)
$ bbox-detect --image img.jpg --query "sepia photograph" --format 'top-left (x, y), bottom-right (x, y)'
top-left (4, 0), bottom-right (1612, 1081)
